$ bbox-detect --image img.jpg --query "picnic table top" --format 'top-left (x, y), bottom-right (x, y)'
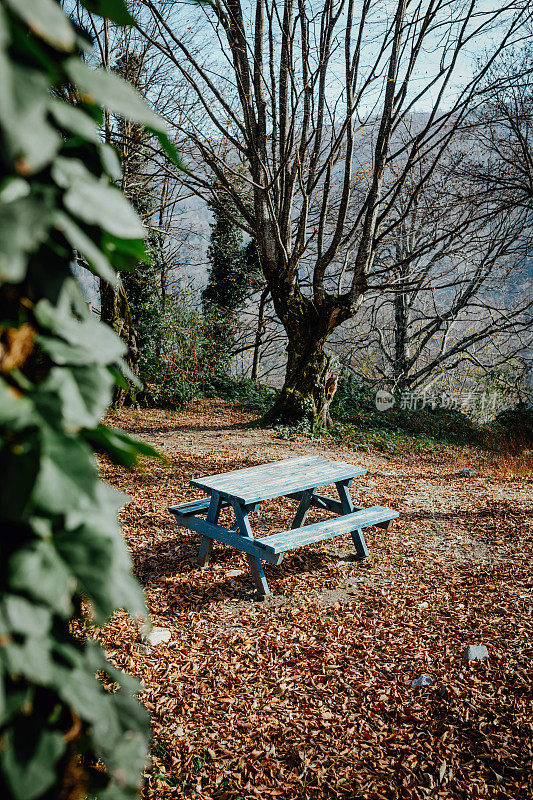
top-left (191, 454), bottom-right (366, 505)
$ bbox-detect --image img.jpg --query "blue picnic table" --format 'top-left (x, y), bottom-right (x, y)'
top-left (169, 454), bottom-right (398, 596)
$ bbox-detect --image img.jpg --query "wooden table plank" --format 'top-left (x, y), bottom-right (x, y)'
top-left (255, 506), bottom-right (399, 554)
top-left (198, 467), bottom-right (366, 503)
top-left (195, 455), bottom-right (327, 489)
top-left (191, 456), bottom-right (366, 504)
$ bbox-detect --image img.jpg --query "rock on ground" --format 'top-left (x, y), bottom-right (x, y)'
top-left (463, 644), bottom-right (489, 661)
top-left (142, 626), bottom-right (172, 646)
top-left (412, 674), bottom-right (435, 687)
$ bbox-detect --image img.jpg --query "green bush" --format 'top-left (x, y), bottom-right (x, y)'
top-left (204, 375), bottom-right (278, 414)
top-left (378, 405), bottom-right (484, 442)
top-left (327, 375), bottom-right (485, 446)
top-left (0, 1), bottom-right (180, 797)
top-left (493, 403), bottom-right (533, 451)
top-left (329, 374), bottom-right (376, 418)
top-left (143, 363), bottom-right (202, 409)
top-left (140, 292), bottom-right (219, 409)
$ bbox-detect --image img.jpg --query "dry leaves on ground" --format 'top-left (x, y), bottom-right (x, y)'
top-left (89, 402), bottom-right (532, 800)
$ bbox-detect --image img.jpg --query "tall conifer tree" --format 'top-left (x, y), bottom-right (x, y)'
top-left (203, 198), bottom-right (262, 365)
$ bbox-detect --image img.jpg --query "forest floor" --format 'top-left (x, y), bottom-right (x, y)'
top-left (97, 400), bottom-right (532, 800)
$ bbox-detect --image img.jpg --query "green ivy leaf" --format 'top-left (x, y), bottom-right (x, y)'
top-left (148, 127), bottom-right (186, 170)
top-left (0, 682), bottom-right (34, 728)
top-left (57, 483), bottom-right (145, 621)
top-left (0, 660), bottom-right (5, 725)
top-left (0, 434), bottom-right (41, 520)
top-left (102, 233), bottom-right (150, 270)
top-left (104, 732), bottom-right (149, 793)
top-left (83, 425), bottom-right (167, 467)
top-left (48, 98), bottom-right (100, 141)
top-left (51, 100), bottom-right (122, 181)
top-left (84, 644), bottom-right (149, 789)
top-left (0, 379), bottom-right (36, 428)
top-left (42, 365), bottom-right (114, 429)
top-left (55, 210), bottom-right (118, 285)
top-left (99, 142), bottom-right (123, 180)
top-left (9, 540), bottom-right (75, 617)
top-left (99, 658), bottom-right (149, 735)
top-left (0, 727), bottom-right (66, 800)
top-left (0, 61), bottom-right (61, 174)
top-left (0, 176), bottom-right (30, 203)
top-left (66, 59), bottom-right (166, 130)
top-left (116, 356), bottom-right (143, 389)
top-left (3, 633), bottom-right (55, 685)
top-left (0, 191), bottom-right (55, 282)
top-left (30, 426), bottom-right (99, 515)
top-left (53, 526), bottom-right (114, 621)
top-left (5, 0), bottom-right (75, 51)
top-left (36, 311), bottom-right (127, 366)
top-left (3, 595), bottom-right (51, 637)
top-left (52, 157), bottom-right (145, 239)
top-left (107, 365), bottom-right (130, 391)
top-left (79, 0), bottom-right (137, 27)
top-left (56, 663), bottom-right (121, 744)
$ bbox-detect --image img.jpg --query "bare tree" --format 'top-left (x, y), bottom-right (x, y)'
top-left (333, 172), bottom-right (531, 394)
top-left (463, 38), bottom-right (533, 214)
top-left (226, 285), bottom-right (283, 381)
top-left (136, 0), bottom-right (530, 424)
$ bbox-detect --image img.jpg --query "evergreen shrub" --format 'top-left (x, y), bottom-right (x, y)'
top-left (494, 403), bottom-right (533, 451)
top-left (203, 375), bottom-right (278, 414)
top-left (141, 292), bottom-right (219, 408)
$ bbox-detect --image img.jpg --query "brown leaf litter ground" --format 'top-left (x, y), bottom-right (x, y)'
top-left (94, 400), bottom-right (532, 800)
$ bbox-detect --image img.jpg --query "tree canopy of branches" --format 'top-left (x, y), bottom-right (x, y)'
top-left (335, 146), bottom-right (532, 393)
top-left (464, 39), bottom-right (533, 215)
top-left (137, 0), bottom-right (531, 425)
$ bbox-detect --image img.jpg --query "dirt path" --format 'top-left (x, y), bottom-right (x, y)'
top-left (111, 401), bottom-right (531, 593)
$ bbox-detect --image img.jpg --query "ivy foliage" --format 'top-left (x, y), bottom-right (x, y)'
top-left (202, 199), bottom-right (262, 363)
top-left (0, 0), bottom-right (180, 797)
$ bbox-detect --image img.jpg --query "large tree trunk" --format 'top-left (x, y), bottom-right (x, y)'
top-left (263, 306), bottom-right (339, 427)
top-left (99, 277), bottom-right (139, 407)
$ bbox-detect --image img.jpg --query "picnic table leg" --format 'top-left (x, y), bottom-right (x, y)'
top-left (291, 487), bottom-right (316, 529)
top-left (350, 528), bottom-right (370, 559)
top-left (231, 499), bottom-right (270, 596)
top-left (336, 479), bottom-right (369, 560)
top-left (197, 491), bottom-right (222, 567)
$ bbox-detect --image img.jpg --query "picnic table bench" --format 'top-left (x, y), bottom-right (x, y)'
top-left (169, 455), bottom-right (398, 596)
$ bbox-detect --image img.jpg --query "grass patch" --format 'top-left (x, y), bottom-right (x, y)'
top-left (274, 395), bottom-right (489, 453)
